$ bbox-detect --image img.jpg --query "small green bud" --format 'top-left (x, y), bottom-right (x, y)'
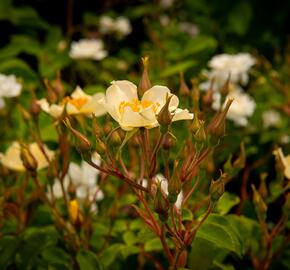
top-left (251, 184), bottom-right (267, 221)
top-left (154, 183), bottom-right (169, 221)
top-left (157, 94), bottom-right (173, 127)
top-left (168, 161), bottom-right (181, 204)
top-left (20, 144), bottom-right (38, 172)
top-left (194, 120), bottom-right (207, 143)
top-left (138, 56), bottom-right (152, 96)
top-left (209, 173), bottom-right (226, 202)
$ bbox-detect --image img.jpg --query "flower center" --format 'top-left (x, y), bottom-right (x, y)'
top-left (67, 98), bottom-right (88, 110)
top-left (119, 99), bottom-right (160, 114)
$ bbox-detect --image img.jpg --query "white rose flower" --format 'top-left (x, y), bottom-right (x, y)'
top-left (100, 16), bottom-right (132, 36)
top-left (207, 53), bottom-right (256, 89)
top-left (100, 80), bottom-right (193, 131)
top-left (0, 142), bottom-right (54, 172)
top-left (37, 86), bottom-right (106, 118)
top-left (69, 39), bottom-right (107, 60)
top-left (0, 74), bottom-right (22, 108)
top-left (212, 88), bottom-right (256, 126)
top-left (49, 153), bottom-right (104, 212)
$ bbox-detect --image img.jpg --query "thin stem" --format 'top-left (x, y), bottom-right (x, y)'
top-left (161, 224), bottom-right (173, 263)
top-left (87, 160), bottom-right (148, 192)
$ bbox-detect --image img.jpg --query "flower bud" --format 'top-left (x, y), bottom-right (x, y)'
top-left (69, 199), bottom-right (83, 225)
top-left (220, 73), bottom-right (231, 96)
top-left (30, 94), bottom-right (41, 117)
top-left (202, 79), bottom-right (215, 108)
top-left (20, 144), bottom-right (38, 172)
top-left (207, 98), bottom-right (233, 140)
top-left (154, 182), bottom-right (169, 222)
top-left (209, 172), bottom-right (226, 202)
top-left (64, 118), bottom-right (92, 161)
top-left (54, 71), bottom-right (65, 98)
top-left (190, 111), bottom-right (201, 133)
top-left (138, 56), bottom-right (152, 96)
top-left (194, 120), bottom-right (207, 143)
top-left (157, 94), bottom-right (173, 128)
top-left (251, 184), bottom-right (267, 221)
top-left (233, 142), bottom-right (246, 169)
top-left (18, 105), bottom-right (31, 122)
top-left (168, 161), bottom-right (181, 204)
top-left (162, 132), bottom-right (175, 150)
top-left (179, 72), bottom-right (190, 96)
top-left (44, 79), bottom-right (58, 103)
top-left (92, 114), bottom-right (103, 139)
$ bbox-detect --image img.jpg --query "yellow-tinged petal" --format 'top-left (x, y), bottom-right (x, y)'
top-left (81, 93), bottom-right (106, 116)
top-left (172, 108), bottom-right (194, 122)
top-left (121, 106), bottom-right (155, 129)
top-left (111, 80), bottom-right (138, 100)
top-left (71, 86), bottom-right (90, 99)
top-left (142, 85), bottom-right (170, 109)
top-left (0, 142), bottom-right (25, 171)
top-left (0, 142), bottom-right (54, 171)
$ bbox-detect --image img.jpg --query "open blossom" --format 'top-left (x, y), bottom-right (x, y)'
top-left (100, 80), bottom-right (193, 130)
top-left (0, 74), bottom-right (22, 108)
top-left (200, 53), bottom-right (256, 91)
top-left (49, 153), bottom-right (104, 213)
top-left (100, 16), bottom-right (132, 36)
top-left (37, 86), bottom-right (106, 118)
top-left (273, 148), bottom-right (290, 179)
top-left (212, 88), bottom-right (256, 126)
top-left (0, 142), bottom-right (54, 172)
top-left (262, 109), bottom-right (281, 128)
top-left (69, 39), bottom-right (107, 60)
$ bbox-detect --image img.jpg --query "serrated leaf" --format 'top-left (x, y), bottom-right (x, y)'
top-left (100, 244), bottom-right (124, 267)
top-left (0, 236), bottom-right (19, 269)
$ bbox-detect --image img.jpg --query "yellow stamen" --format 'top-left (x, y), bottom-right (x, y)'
top-left (118, 99), bottom-right (160, 114)
top-left (68, 98), bottom-right (88, 110)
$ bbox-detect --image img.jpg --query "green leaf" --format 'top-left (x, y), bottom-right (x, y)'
top-left (182, 208), bottom-right (193, 221)
top-left (161, 60), bottom-right (197, 77)
top-left (0, 236), bottom-right (19, 269)
top-left (215, 192), bottom-right (240, 215)
top-left (144, 238), bottom-right (162, 252)
top-left (0, 58), bottom-right (38, 83)
top-left (100, 244), bottom-right (124, 268)
top-left (41, 247), bottom-right (71, 267)
top-left (120, 245), bottom-right (140, 259)
top-left (123, 231), bottom-right (138, 245)
top-left (195, 214), bottom-right (242, 256)
top-left (77, 249), bottom-right (103, 270)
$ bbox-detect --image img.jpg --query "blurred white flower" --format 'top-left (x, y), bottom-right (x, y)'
top-left (206, 53), bottom-right (256, 89)
top-left (69, 39), bottom-right (107, 60)
top-left (0, 74), bottom-right (22, 108)
top-left (179, 22), bottom-right (199, 37)
top-left (262, 109), bottom-right (281, 128)
top-left (37, 86), bottom-right (106, 118)
top-left (100, 16), bottom-right (132, 36)
top-left (213, 88), bottom-right (256, 126)
top-left (49, 153), bottom-right (104, 213)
